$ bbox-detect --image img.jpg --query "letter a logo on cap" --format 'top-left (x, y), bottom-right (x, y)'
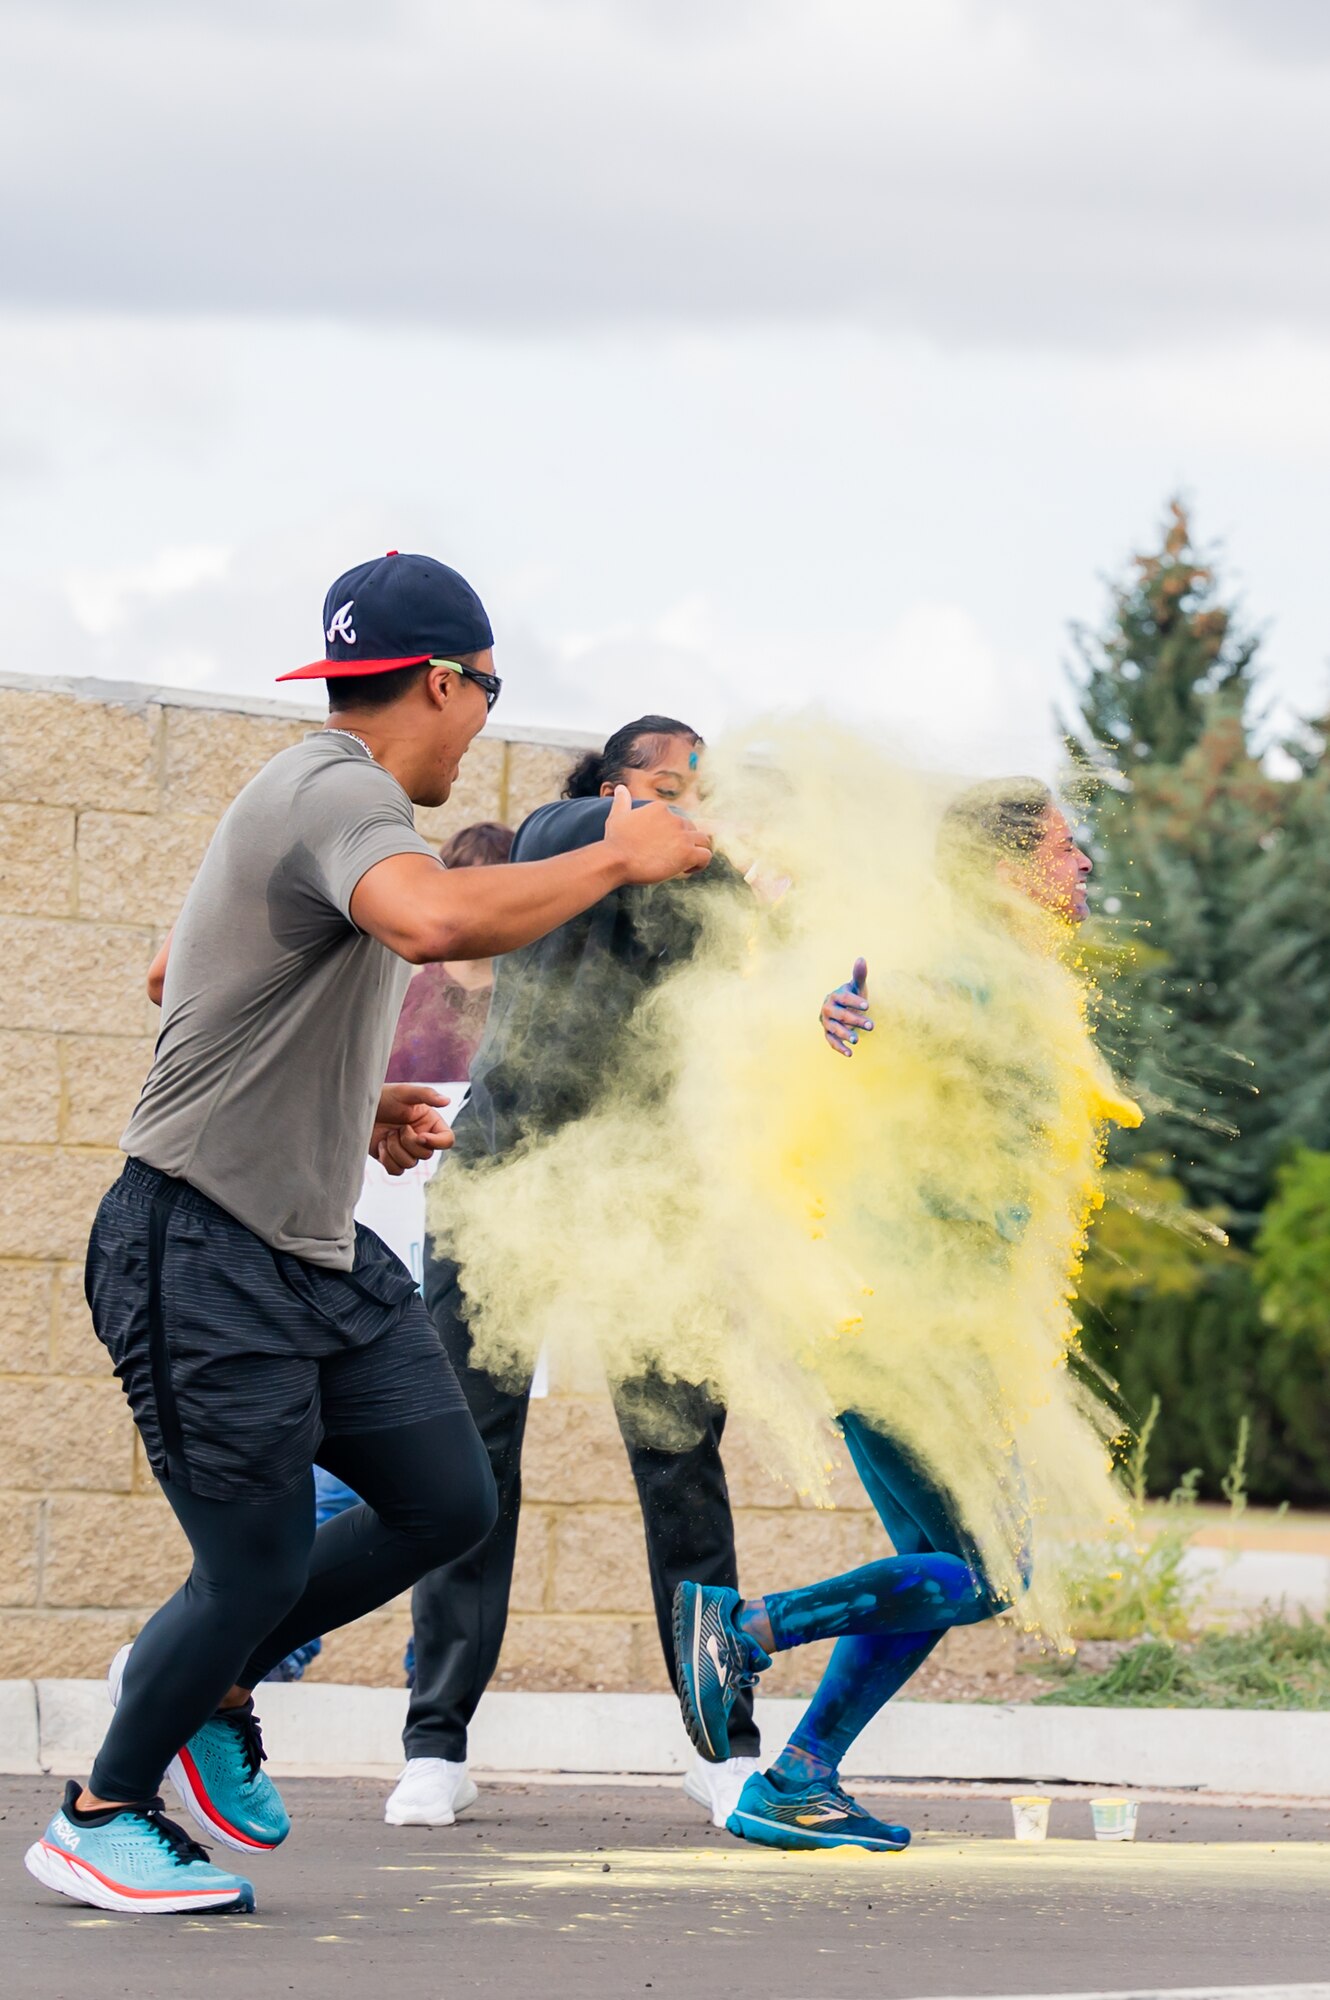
top-left (326, 600), bottom-right (356, 647)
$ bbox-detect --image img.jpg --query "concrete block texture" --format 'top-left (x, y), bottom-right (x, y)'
top-left (42, 1492), bottom-right (189, 1608)
top-left (0, 1378), bottom-right (136, 1492)
top-left (75, 810), bottom-right (218, 926)
top-left (505, 742), bottom-right (580, 828)
top-left (0, 1493), bottom-right (42, 1606)
top-left (0, 1146), bottom-right (121, 1262)
top-left (0, 1262), bottom-right (54, 1375)
top-left (551, 1507), bottom-right (657, 1615)
top-left (307, 1609), bottom-right (413, 1688)
top-left (0, 1613), bottom-right (139, 1681)
top-left (0, 805), bottom-right (75, 918)
top-left (0, 918), bottom-right (157, 1038)
top-left (58, 1037), bottom-right (157, 1148)
top-left (0, 1034), bottom-right (62, 1145)
top-left (521, 1395), bottom-right (641, 1506)
top-left (163, 707), bottom-right (307, 816)
top-left (0, 688), bottom-right (161, 812)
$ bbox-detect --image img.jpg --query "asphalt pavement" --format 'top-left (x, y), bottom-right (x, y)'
top-left (4, 1776), bottom-right (1328, 2000)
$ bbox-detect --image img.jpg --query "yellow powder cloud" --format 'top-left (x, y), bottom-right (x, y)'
top-left (430, 716), bottom-right (1140, 1636)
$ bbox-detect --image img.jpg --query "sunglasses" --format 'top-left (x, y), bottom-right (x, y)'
top-left (431, 657), bottom-right (503, 712)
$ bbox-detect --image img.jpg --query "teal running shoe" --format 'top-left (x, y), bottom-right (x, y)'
top-left (109, 1644), bottom-right (290, 1855)
top-left (672, 1582), bottom-right (770, 1764)
top-left (25, 1780), bottom-right (256, 1915)
top-left (726, 1769), bottom-right (911, 1852)
top-left (169, 1699), bottom-right (291, 1854)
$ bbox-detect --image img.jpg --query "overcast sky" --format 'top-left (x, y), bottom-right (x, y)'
top-left (2, 0), bottom-right (1326, 775)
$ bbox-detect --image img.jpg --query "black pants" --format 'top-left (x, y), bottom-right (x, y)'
top-left (405, 1257), bottom-right (759, 1762)
top-left (92, 1411), bottom-right (496, 1803)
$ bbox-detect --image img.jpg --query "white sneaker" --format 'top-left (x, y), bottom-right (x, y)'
top-left (108, 1642), bottom-right (131, 1706)
top-left (384, 1758), bottom-right (479, 1827)
top-left (682, 1755), bottom-right (765, 1830)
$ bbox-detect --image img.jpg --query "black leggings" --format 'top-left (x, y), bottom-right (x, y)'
top-left (90, 1412), bottom-right (497, 1803)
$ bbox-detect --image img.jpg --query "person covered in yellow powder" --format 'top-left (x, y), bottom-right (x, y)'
top-left (673, 779), bottom-right (1125, 1854)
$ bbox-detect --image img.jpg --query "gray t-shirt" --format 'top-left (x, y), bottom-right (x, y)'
top-left (122, 732), bottom-right (436, 1268)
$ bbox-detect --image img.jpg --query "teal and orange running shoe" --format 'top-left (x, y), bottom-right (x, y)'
top-left (726, 1768), bottom-right (911, 1852)
top-left (25, 1780), bottom-right (256, 1915)
top-left (109, 1644), bottom-right (290, 1855)
top-left (672, 1582), bottom-right (770, 1764)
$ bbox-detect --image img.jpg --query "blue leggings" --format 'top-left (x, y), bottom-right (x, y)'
top-left (763, 1413), bottom-right (1024, 1779)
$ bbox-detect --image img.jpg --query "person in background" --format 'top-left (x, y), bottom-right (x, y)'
top-left (386, 717), bottom-right (763, 1834)
top-left (269, 818), bottom-right (515, 1684)
top-left (385, 821), bottom-right (515, 1083)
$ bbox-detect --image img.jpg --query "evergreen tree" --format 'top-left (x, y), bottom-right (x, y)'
top-left (1233, 729), bottom-right (1330, 1187)
top-left (1065, 497), bottom-right (1260, 781)
top-left (1100, 718), bottom-right (1284, 1228)
top-left (1065, 501), bottom-right (1277, 1233)
top-left (1068, 502), bottom-right (1330, 1503)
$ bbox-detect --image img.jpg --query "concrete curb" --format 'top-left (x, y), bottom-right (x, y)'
top-left (3, 1682), bottom-right (1329, 1797)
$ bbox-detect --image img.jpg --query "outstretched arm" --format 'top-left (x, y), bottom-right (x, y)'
top-left (351, 786), bottom-right (711, 964)
top-left (820, 956), bottom-right (873, 1057)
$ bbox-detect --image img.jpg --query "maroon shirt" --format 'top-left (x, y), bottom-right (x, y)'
top-left (384, 964), bottom-right (492, 1083)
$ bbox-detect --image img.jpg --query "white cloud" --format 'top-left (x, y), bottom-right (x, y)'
top-left (0, 3), bottom-right (1323, 773)
top-left (65, 544), bottom-right (232, 639)
top-left (0, 0), bottom-right (1325, 346)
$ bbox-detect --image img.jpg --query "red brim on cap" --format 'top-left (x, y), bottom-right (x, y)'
top-left (276, 654), bottom-right (432, 683)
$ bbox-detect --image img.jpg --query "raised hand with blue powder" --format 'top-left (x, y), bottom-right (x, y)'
top-left (820, 957), bottom-right (873, 1055)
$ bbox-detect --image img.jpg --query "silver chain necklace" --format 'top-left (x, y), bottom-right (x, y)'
top-left (322, 726), bottom-right (375, 763)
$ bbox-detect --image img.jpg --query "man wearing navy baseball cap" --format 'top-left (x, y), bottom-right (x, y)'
top-left (27, 553), bottom-right (712, 1919)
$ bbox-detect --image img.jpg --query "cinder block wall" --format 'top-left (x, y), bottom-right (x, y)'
top-left (0, 672), bottom-right (877, 1699)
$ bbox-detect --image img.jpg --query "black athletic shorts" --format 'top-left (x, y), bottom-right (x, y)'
top-left (86, 1159), bottom-right (466, 1501)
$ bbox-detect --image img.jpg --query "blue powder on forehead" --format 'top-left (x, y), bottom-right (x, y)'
top-left (689, 750), bottom-right (699, 769)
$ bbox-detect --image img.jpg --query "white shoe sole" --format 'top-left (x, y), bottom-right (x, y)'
top-left (109, 1640), bottom-right (280, 1856)
top-left (166, 1747), bottom-right (279, 1855)
top-left (24, 1839), bottom-right (255, 1916)
top-left (728, 1807), bottom-right (907, 1852)
top-left (384, 1778), bottom-right (479, 1827)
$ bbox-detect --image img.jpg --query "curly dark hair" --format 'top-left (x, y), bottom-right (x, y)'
top-left (563, 715), bottom-right (702, 799)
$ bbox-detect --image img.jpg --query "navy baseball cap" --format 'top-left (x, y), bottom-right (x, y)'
top-left (277, 550), bottom-right (494, 681)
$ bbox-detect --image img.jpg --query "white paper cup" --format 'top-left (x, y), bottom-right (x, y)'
top-left (1090, 1796), bottom-right (1139, 1841)
top-left (1010, 1795), bottom-right (1051, 1842)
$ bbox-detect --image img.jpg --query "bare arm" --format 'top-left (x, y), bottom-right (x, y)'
top-left (147, 931), bottom-right (173, 1006)
top-left (350, 786), bottom-right (711, 964)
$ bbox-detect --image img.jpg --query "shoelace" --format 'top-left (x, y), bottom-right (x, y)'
top-left (130, 1798), bottom-right (214, 1869)
top-left (219, 1706), bottom-right (267, 1783)
top-left (727, 1625), bottom-right (767, 1694)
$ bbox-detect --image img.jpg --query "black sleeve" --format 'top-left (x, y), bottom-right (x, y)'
top-left (511, 798), bottom-right (614, 862)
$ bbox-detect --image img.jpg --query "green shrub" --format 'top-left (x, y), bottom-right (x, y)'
top-left (1255, 1148), bottom-right (1330, 1362)
top-left (1059, 1400), bottom-right (1209, 1640)
top-left (1036, 1610), bottom-right (1330, 1709)
top-left (1079, 1261), bottom-right (1330, 1505)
